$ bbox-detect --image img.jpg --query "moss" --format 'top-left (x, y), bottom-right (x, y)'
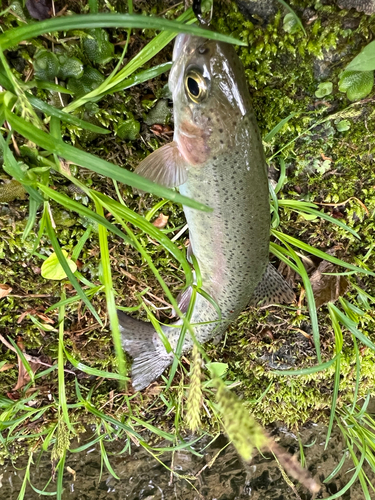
top-left (1, 0), bottom-right (375, 464)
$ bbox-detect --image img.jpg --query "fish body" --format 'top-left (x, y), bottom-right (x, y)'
top-left (119, 34), bottom-right (293, 390)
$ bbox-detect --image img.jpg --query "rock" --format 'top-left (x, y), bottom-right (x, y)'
top-left (235, 0), bottom-right (279, 23)
top-left (337, 0), bottom-right (375, 15)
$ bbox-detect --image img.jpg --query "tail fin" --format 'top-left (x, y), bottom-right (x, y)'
top-left (250, 263), bottom-right (295, 306)
top-left (118, 311), bottom-right (173, 391)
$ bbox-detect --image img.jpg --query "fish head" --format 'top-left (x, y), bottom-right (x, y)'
top-left (169, 34), bottom-right (250, 166)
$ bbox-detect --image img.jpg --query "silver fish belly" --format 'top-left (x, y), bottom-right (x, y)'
top-left (118, 34), bottom-right (293, 391)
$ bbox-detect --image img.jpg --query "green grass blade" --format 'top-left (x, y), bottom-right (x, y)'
top-left (323, 452), bottom-right (347, 483)
top-left (94, 198), bottom-right (127, 382)
top-left (130, 415), bottom-right (175, 441)
top-left (27, 95), bottom-right (110, 134)
top-left (44, 204), bottom-right (102, 325)
top-left (269, 181), bottom-right (280, 228)
top-left (0, 13), bottom-right (247, 51)
top-left (166, 286), bottom-right (197, 390)
top-left (82, 401), bottom-right (141, 439)
top-left (58, 293), bottom-right (74, 433)
top-left (108, 62), bottom-right (172, 96)
top-left (63, 345), bottom-right (128, 381)
top-left (269, 242), bottom-right (300, 274)
top-left (70, 434), bottom-right (104, 453)
top-left (272, 230), bottom-right (375, 277)
top-left (272, 355), bottom-right (338, 376)
top-left (323, 440), bottom-right (366, 500)
top-left (28, 482), bottom-right (56, 496)
top-left (274, 158), bottom-right (287, 194)
top-left (99, 440), bottom-right (120, 480)
top-left (264, 112), bottom-right (298, 143)
top-left (277, 0), bottom-right (306, 35)
top-left (93, 191), bottom-right (193, 285)
top-left (6, 112), bottom-right (211, 212)
top-left (56, 452), bottom-right (66, 500)
top-left (37, 185), bottom-right (133, 245)
top-left (16, 452), bottom-right (32, 500)
top-left (325, 305), bottom-right (343, 449)
top-left (145, 199), bottom-right (169, 221)
top-left (350, 336), bottom-right (360, 415)
top-left (45, 286), bottom-right (103, 312)
top-left (277, 200), bottom-right (360, 239)
top-left (22, 197), bottom-right (39, 240)
top-left (282, 241), bottom-right (321, 363)
top-left (72, 226), bottom-right (92, 261)
top-left (32, 80), bottom-right (73, 94)
top-left (330, 304), bottom-right (375, 352)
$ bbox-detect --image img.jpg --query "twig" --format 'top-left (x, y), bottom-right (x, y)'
top-left (314, 196), bottom-right (369, 215)
top-left (0, 333), bottom-right (75, 374)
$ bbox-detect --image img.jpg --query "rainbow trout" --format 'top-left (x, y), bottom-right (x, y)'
top-left (119, 34), bottom-right (294, 390)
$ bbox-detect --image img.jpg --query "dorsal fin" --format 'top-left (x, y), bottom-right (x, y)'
top-left (250, 263), bottom-right (295, 306)
top-left (135, 141), bottom-right (188, 188)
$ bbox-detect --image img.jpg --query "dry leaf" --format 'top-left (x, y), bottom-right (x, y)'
top-left (13, 339), bottom-right (41, 391)
top-left (26, 0), bottom-right (52, 20)
top-left (14, 357), bottom-right (41, 391)
top-left (310, 260), bottom-right (349, 309)
top-left (152, 213), bottom-right (169, 229)
top-left (0, 363), bottom-right (14, 372)
top-left (67, 466), bottom-right (76, 481)
top-left (0, 284), bottom-right (12, 298)
top-left (35, 312), bottom-right (55, 324)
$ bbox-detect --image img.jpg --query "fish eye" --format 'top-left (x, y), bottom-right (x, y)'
top-left (184, 69), bottom-right (207, 103)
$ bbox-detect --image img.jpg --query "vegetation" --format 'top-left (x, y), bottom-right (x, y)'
top-left (0, 0), bottom-right (375, 498)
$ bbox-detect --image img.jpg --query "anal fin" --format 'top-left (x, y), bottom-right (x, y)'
top-left (250, 263), bottom-right (295, 307)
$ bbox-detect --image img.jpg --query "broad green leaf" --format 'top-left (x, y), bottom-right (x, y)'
top-left (41, 250), bottom-right (77, 280)
top-left (283, 13), bottom-right (300, 34)
top-left (346, 40), bottom-right (375, 72)
top-left (43, 208), bottom-right (102, 325)
top-left (207, 362), bottom-right (228, 378)
top-left (277, 0), bottom-right (306, 35)
top-left (315, 82), bottom-right (333, 98)
top-left (336, 119), bottom-right (351, 132)
top-left (339, 70), bottom-right (374, 102)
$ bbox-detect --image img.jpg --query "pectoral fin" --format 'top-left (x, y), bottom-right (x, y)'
top-left (250, 263), bottom-right (295, 306)
top-left (135, 141), bottom-right (188, 188)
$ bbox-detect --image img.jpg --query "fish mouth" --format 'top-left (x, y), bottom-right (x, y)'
top-left (172, 33), bottom-right (190, 61)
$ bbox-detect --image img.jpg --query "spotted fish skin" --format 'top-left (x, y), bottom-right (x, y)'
top-left (119, 34), bottom-right (293, 391)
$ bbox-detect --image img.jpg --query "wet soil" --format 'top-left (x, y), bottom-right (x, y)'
top-left (0, 424), bottom-right (370, 499)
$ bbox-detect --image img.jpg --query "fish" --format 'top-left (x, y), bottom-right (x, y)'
top-left (118, 33), bottom-right (294, 391)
